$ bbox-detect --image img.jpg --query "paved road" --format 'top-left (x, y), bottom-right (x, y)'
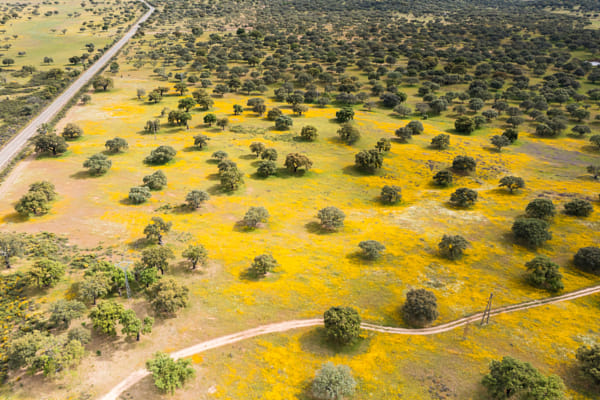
top-left (99, 283), bottom-right (600, 400)
top-left (0, 0), bottom-right (155, 172)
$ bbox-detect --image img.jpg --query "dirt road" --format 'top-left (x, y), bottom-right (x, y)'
top-left (99, 284), bottom-right (600, 399)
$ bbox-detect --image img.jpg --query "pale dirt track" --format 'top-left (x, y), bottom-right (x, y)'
top-left (0, 0), bottom-right (155, 172)
top-left (100, 284), bottom-right (600, 400)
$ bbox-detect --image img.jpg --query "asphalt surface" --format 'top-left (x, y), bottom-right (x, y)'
top-left (0, 0), bottom-right (155, 172)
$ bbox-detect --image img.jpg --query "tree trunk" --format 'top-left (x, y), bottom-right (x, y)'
top-left (136, 331), bottom-right (140, 341)
top-left (4, 256), bottom-right (10, 269)
top-left (192, 261), bottom-right (197, 270)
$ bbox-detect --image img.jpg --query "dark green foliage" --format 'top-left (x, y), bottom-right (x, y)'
top-left (438, 235), bottom-right (468, 260)
top-left (588, 165), bottom-right (600, 179)
top-left (104, 137), bottom-right (128, 153)
top-left (242, 206), bottom-right (269, 229)
top-left (146, 352), bottom-right (195, 395)
top-left (249, 142), bottom-right (266, 156)
top-left (433, 170), bottom-right (452, 187)
top-left (525, 256), bottom-right (563, 292)
top-left (402, 288), bottom-right (438, 327)
top-left (144, 146), bottom-right (176, 165)
top-left (284, 153), bottom-right (312, 173)
top-left (317, 207), bottom-right (345, 231)
top-left (203, 113), bottom-right (217, 126)
top-left (220, 166), bottom-right (244, 191)
top-left (490, 135), bottom-right (510, 152)
top-left (394, 127), bottom-right (412, 142)
top-left (182, 244), bottom-right (208, 269)
top-left (355, 150), bottom-right (383, 172)
top-left (274, 115), bottom-right (293, 130)
top-left (336, 107), bottom-right (354, 122)
top-left (563, 199), bottom-right (593, 217)
top-left (212, 150), bottom-right (228, 160)
top-left (502, 128), bottom-right (518, 143)
top-left (15, 182), bottom-right (57, 216)
top-left (29, 258), bottom-right (64, 288)
top-left (576, 345), bottom-right (600, 385)
top-left (261, 148), bottom-right (278, 161)
top-left (590, 135), bottom-right (600, 150)
top-left (406, 120), bottom-right (424, 135)
top-left (450, 188), bottom-right (478, 207)
top-left (452, 155), bottom-right (476, 173)
top-left (61, 123), bottom-right (83, 140)
top-left (143, 170), bottom-right (167, 191)
top-left (337, 124), bottom-right (360, 144)
top-left (193, 134), bottom-right (209, 149)
top-left (375, 138), bottom-right (391, 152)
top-left (525, 198), bottom-right (555, 220)
top-left (512, 218), bottom-right (551, 248)
top-left (380, 185), bottom-right (401, 204)
top-left (185, 190), bottom-right (209, 209)
top-left (311, 363), bottom-right (356, 400)
top-left (89, 300), bottom-right (124, 335)
top-left (455, 116), bottom-right (474, 134)
top-left (323, 306), bottom-right (361, 345)
top-left (251, 253), bottom-right (278, 276)
top-left (573, 247), bottom-right (600, 275)
top-left (128, 186), bottom-right (151, 204)
top-left (358, 240), bottom-right (385, 260)
top-left (146, 278), bottom-right (189, 315)
top-left (33, 133), bottom-right (68, 155)
top-left (143, 217), bottom-right (172, 244)
top-left (144, 119), bottom-right (160, 134)
top-left (0, 233), bottom-right (24, 269)
top-left (430, 134), bottom-right (450, 149)
top-left (168, 110), bottom-right (192, 126)
top-left (499, 176), bottom-right (525, 193)
top-left (178, 97), bottom-right (196, 112)
top-left (267, 107), bottom-right (283, 121)
top-left (48, 299), bottom-right (86, 328)
top-left (482, 357), bottom-right (565, 400)
top-left (300, 125), bottom-right (318, 141)
top-left (83, 153), bottom-right (111, 175)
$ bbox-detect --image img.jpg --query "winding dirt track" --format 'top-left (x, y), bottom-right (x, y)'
top-left (100, 284), bottom-right (600, 400)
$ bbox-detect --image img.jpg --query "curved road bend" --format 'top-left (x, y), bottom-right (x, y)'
top-left (100, 283), bottom-right (600, 400)
top-left (0, 0), bottom-right (155, 172)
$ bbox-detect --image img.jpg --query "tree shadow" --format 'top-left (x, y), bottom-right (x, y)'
top-left (127, 237), bottom-right (153, 250)
top-left (238, 154), bottom-right (256, 160)
top-left (206, 158), bottom-right (220, 164)
top-left (341, 165), bottom-right (376, 177)
top-left (182, 146), bottom-right (202, 152)
top-left (580, 145), bottom-right (600, 154)
top-left (239, 267), bottom-right (262, 281)
top-left (1, 212), bottom-right (28, 223)
top-left (304, 221), bottom-right (332, 235)
top-left (298, 327), bottom-right (371, 356)
top-left (206, 173), bottom-right (220, 181)
top-left (275, 167), bottom-right (308, 178)
top-left (69, 170), bottom-right (93, 179)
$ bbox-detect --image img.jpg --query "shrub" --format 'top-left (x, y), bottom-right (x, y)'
top-left (512, 218), bottom-right (551, 248)
top-left (185, 190), bottom-right (209, 209)
top-left (146, 352), bottom-right (195, 395)
top-left (83, 154), bottom-right (111, 175)
top-left (498, 176), bottom-right (524, 193)
top-left (433, 170), bottom-right (452, 186)
top-left (256, 161), bottom-right (277, 177)
top-left (251, 254), bottom-right (277, 276)
top-left (438, 235), bottom-right (468, 260)
top-left (455, 116), bottom-right (474, 134)
top-left (143, 170), bottom-right (167, 190)
top-left (358, 240), bottom-right (385, 260)
top-left (590, 134), bottom-right (600, 150)
top-left (452, 155), bottom-right (476, 173)
top-left (355, 150), bottom-right (383, 172)
top-left (502, 128), bottom-right (518, 143)
top-left (336, 107), bottom-right (354, 122)
top-left (261, 148), bottom-right (278, 161)
top-left (375, 138), bottom-right (391, 152)
top-left (525, 256), bottom-right (563, 292)
top-left (525, 198), bottom-right (555, 220)
top-left (144, 146), bottom-right (176, 165)
top-left (482, 356), bottom-right (565, 400)
top-left (274, 115), bottom-right (293, 130)
top-left (128, 187), bottom-right (152, 204)
top-left (300, 125), bottom-right (318, 141)
top-left (573, 246), bottom-right (600, 275)
top-left (394, 127), bottom-right (412, 142)
top-left (212, 150), bottom-right (228, 160)
top-left (563, 199), bottom-right (593, 217)
top-left (317, 207), bottom-right (345, 231)
top-left (402, 288), bottom-right (438, 327)
top-left (62, 123), bottom-right (83, 140)
top-left (323, 306), bottom-right (361, 345)
top-left (337, 124), bottom-right (360, 144)
top-left (576, 345), bottom-right (600, 385)
top-left (406, 120), bottom-right (424, 135)
top-left (430, 134), bottom-right (450, 149)
top-left (450, 188), bottom-right (478, 207)
top-left (105, 137), bottom-right (128, 153)
top-left (242, 207), bottom-right (269, 229)
top-left (380, 185), bottom-right (401, 204)
top-left (311, 363), bottom-right (356, 400)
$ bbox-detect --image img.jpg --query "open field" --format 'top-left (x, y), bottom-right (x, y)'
top-left (0, 0), bottom-right (599, 398)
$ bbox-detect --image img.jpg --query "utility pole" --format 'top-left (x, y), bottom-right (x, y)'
top-left (480, 293), bottom-right (493, 326)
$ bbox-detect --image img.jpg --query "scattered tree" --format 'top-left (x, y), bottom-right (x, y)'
top-left (525, 198), bottom-right (555, 220)
top-left (499, 176), bottom-right (525, 193)
top-left (323, 306), bottom-right (361, 345)
top-left (128, 186), bottom-right (151, 204)
top-left (300, 125), bottom-right (318, 141)
top-left (338, 124), bottom-right (360, 144)
top-left (242, 207), bottom-right (269, 229)
top-left (512, 218), bottom-right (552, 248)
top-left (146, 352), bottom-right (195, 395)
top-left (450, 188), bottom-right (478, 207)
top-left (452, 155), bottom-right (476, 173)
top-left (182, 244), bottom-right (208, 269)
top-left (358, 240), bottom-right (385, 260)
top-left (143, 217), bottom-right (172, 244)
top-left (33, 134), bottom-right (68, 156)
top-left (311, 363), bottom-right (357, 400)
top-left (438, 235), bottom-right (468, 260)
top-left (250, 254), bottom-right (278, 276)
top-left (355, 150), bottom-right (383, 172)
top-left (144, 146), bottom-right (176, 165)
top-left (525, 256), bottom-right (563, 292)
top-left (317, 207), bottom-right (345, 231)
top-left (143, 170), bottom-right (167, 190)
top-left (146, 278), bottom-right (189, 315)
top-left (573, 246), bottom-right (600, 275)
top-left (431, 134), bottom-right (450, 149)
top-left (433, 170), bottom-right (453, 186)
top-left (83, 153), bottom-right (111, 175)
top-left (105, 137), bottom-right (128, 153)
top-left (576, 345), bottom-right (600, 385)
top-left (284, 153), bottom-right (313, 173)
top-left (402, 288), bottom-right (439, 327)
top-left (490, 135), bottom-right (510, 152)
top-left (380, 185), bottom-right (402, 204)
top-left (185, 190), bottom-right (209, 210)
top-left (563, 199), bottom-right (593, 217)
